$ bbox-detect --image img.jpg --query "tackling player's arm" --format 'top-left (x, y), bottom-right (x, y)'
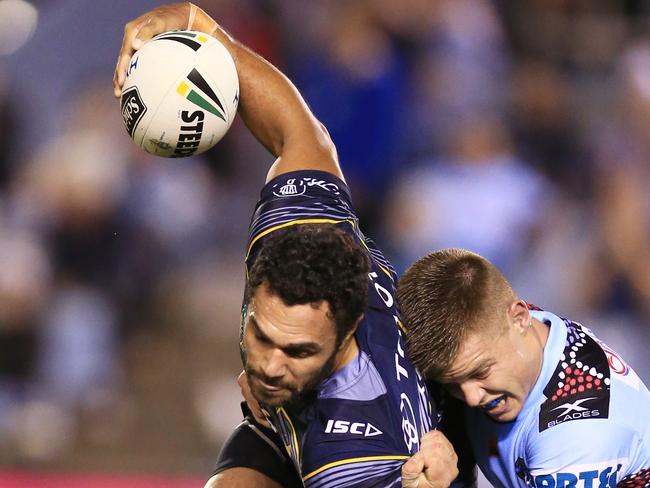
top-left (114, 2), bottom-right (343, 184)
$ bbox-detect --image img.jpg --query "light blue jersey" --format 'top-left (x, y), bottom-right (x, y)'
top-left (467, 308), bottom-right (650, 488)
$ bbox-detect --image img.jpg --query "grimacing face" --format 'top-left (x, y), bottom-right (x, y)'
top-left (438, 301), bottom-right (547, 422)
top-left (242, 282), bottom-right (352, 408)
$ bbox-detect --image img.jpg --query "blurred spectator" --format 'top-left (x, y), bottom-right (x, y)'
top-left (0, 231), bottom-right (49, 388)
top-left (277, 0), bottom-right (409, 232)
top-left (508, 59), bottom-right (594, 198)
top-left (385, 116), bottom-right (552, 276)
top-left (404, 0), bottom-right (509, 160)
top-left (0, 65), bottom-right (16, 189)
top-left (595, 41), bottom-right (650, 320)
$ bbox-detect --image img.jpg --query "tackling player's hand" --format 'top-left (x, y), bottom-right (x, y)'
top-left (238, 371), bottom-right (272, 428)
top-left (113, 2), bottom-right (217, 97)
top-left (401, 431), bottom-right (459, 488)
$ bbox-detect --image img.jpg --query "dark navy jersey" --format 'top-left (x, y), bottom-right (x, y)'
top-left (243, 170), bottom-right (435, 487)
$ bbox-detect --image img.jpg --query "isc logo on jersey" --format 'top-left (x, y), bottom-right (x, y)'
top-left (324, 419), bottom-right (382, 437)
top-left (531, 461), bottom-right (624, 488)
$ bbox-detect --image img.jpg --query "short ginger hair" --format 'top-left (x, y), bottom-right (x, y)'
top-left (397, 248), bottom-right (514, 380)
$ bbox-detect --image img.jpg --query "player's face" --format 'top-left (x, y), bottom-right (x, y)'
top-left (242, 282), bottom-right (354, 408)
top-left (439, 301), bottom-right (547, 422)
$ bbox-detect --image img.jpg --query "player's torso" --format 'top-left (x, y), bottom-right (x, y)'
top-left (245, 171), bottom-right (435, 486)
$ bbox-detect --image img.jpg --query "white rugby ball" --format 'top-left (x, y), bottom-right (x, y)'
top-left (120, 30), bottom-right (239, 158)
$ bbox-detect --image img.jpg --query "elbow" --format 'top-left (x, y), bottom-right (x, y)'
top-left (314, 121), bottom-right (338, 162)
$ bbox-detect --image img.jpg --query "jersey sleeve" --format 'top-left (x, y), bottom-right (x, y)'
top-left (245, 170), bottom-right (359, 268)
top-left (523, 420), bottom-right (649, 487)
top-left (212, 413), bottom-right (304, 488)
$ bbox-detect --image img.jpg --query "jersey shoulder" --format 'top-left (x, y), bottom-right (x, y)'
top-left (246, 170), bottom-right (357, 262)
top-left (537, 318), bottom-right (611, 433)
top-left (517, 312), bottom-right (650, 487)
top-left (247, 169), bottom-right (397, 281)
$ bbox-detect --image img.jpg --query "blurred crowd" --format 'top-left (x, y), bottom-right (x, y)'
top-left (1, 0), bottom-right (650, 477)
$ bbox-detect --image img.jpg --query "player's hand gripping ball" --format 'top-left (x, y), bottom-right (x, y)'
top-left (120, 30), bottom-right (239, 158)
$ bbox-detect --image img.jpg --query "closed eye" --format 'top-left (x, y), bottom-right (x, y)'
top-left (284, 347), bottom-right (318, 359)
top-left (472, 368), bottom-right (491, 380)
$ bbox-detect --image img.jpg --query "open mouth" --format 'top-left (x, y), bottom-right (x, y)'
top-left (480, 395), bottom-right (507, 412)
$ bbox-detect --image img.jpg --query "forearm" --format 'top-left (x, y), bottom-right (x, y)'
top-left (190, 5), bottom-right (341, 179)
top-left (116, 2), bottom-right (342, 179)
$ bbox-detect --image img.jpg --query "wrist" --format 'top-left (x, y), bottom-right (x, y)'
top-left (189, 3), bottom-right (219, 36)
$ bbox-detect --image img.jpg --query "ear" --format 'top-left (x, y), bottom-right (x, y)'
top-left (508, 299), bottom-right (530, 334)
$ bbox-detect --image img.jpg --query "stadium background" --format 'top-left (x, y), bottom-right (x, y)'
top-left (0, 0), bottom-right (649, 486)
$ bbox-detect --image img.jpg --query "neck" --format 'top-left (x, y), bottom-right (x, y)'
top-left (531, 317), bottom-right (551, 380)
top-left (333, 336), bottom-right (360, 371)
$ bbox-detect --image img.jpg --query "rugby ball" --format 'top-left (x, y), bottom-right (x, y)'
top-left (120, 30), bottom-right (239, 158)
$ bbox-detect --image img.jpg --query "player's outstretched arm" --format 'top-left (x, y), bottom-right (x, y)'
top-left (114, 2), bottom-right (343, 183)
top-left (401, 431), bottom-right (459, 488)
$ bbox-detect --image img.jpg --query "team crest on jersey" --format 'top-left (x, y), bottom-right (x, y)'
top-left (272, 178), bottom-right (307, 197)
top-left (539, 321), bottom-right (610, 432)
top-left (271, 177), bottom-right (341, 197)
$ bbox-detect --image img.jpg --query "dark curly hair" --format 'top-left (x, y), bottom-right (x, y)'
top-left (247, 224), bottom-right (370, 344)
